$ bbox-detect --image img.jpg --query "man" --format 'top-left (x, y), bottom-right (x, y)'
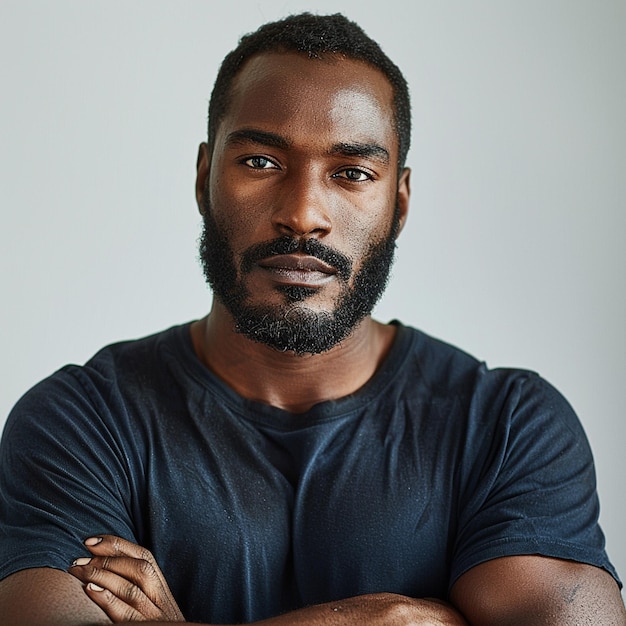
top-left (0, 12), bottom-right (623, 625)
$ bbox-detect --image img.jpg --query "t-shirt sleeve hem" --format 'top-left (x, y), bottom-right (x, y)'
top-left (450, 536), bottom-right (622, 592)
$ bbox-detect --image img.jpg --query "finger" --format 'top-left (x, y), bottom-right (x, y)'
top-left (70, 556), bottom-right (183, 620)
top-left (83, 581), bottom-right (151, 623)
top-left (70, 562), bottom-right (162, 620)
top-left (84, 535), bottom-right (171, 594)
top-left (84, 535), bottom-right (151, 561)
top-left (71, 556), bottom-right (158, 590)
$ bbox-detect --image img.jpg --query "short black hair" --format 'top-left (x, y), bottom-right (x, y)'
top-left (207, 13), bottom-right (411, 170)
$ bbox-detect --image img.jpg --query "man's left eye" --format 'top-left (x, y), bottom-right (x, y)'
top-left (334, 169), bottom-right (372, 182)
top-left (244, 156), bottom-right (277, 169)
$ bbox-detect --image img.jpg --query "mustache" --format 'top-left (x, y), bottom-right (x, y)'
top-left (240, 236), bottom-right (353, 280)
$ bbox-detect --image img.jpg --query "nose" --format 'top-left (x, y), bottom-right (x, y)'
top-left (271, 170), bottom-right (332, 238)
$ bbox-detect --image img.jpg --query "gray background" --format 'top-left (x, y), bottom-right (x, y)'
top-left (1, 0), bottom-right (624, 594)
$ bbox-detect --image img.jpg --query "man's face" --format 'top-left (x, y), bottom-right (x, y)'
top-left (198, 52), bottom-right (410, 354)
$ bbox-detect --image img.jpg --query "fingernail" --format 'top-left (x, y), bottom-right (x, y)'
top-left (85, 537), bottom-right (103, 546)
top-left (87, 582), bottom-right (104, 591)
top-left (72, 557), bottom-right (91, 566)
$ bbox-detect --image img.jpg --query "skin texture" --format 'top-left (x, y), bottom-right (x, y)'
top-left (0, 567), bottom-right (111, 625)
top-left (1, 52), bottom-right (624, 625)
top-left (451, 555), bottom-right (626, 625)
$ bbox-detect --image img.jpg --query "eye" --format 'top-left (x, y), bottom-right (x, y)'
top-left (333, 168), bottom-right (373, 182)
top-left (242, 156), bottom-right (279, 170)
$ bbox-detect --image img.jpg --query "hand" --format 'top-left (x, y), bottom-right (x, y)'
top-left (69, 534), bottom-right (185, 623)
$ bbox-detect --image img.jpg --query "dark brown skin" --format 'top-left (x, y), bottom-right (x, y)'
top-left (1, 52), bottom-right (624, 625)
top-left (192, 51), bottom-right (410, 414)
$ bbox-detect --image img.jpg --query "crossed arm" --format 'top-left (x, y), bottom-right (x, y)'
top-left (1, 535), bottom-right (624, 625)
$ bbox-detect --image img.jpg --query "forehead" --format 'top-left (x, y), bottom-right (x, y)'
top-left (217, 52), bottom-right (397, 157)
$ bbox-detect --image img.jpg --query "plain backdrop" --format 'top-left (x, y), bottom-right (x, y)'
top-left (1, 0), bottom-right (624, 596)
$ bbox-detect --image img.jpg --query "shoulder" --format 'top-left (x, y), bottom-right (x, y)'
top-left (394, 322), bottom-right (545, 406)
top-left (392, 322), bottom-right (587, 469)
top-left (2, 323), bottom-right (193, 447)
top-left (77, 322), bottom-right (192, 383)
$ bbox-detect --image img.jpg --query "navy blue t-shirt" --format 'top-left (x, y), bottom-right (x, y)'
top-left (0, 322), bottom-right (619, 623)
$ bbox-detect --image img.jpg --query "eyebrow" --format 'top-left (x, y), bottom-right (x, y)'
top-left (224, 129), bottom-right (390, 165)
top-left (329, 142), bottom-right (390, 165)
top-left (225, 129), bottom-right (290, 150)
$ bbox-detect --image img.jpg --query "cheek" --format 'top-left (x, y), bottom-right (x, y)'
top-left (340, 206), bottom-right (396, 259)
top-left (208, 177), bottom-right (270, 249)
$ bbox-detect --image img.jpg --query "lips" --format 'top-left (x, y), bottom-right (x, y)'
top-left (258, 254), bottom-right (337, 274)
top-left (257, 254), bottom-right (337, 286)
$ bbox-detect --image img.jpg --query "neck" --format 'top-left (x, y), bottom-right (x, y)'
top-left (190, 303), bottom-right (396, 414)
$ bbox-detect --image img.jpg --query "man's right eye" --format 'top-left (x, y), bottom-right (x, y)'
top-left (242, 156), bottom-right (278, 169)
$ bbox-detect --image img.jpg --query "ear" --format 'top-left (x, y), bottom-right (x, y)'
top-left (196, 142), bottom-right (211, 213)
top-left (395, 167), bottom-right (411, 237)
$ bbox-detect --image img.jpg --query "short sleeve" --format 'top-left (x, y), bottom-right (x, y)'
top-left (0, 369), bottom-right (139, 581)
top-left (450, 372), bottom-right (620, 589)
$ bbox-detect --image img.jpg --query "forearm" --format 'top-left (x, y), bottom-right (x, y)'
top-left (106, 593), bottom-right (467, 626)
top-left (68, 536), bottom-right (469, 625)
top-left (254, 593), bottom-right (468, 625)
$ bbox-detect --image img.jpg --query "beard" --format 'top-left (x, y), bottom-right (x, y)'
top-left (198, 194), bottom-right (400, 355)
